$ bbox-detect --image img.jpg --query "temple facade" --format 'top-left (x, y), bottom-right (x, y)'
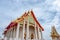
top-left (3, 10), bottom-right (44, 40)
top-left (51, 26), bottom-right (60, 40)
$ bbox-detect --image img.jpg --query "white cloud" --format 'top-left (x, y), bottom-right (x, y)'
top-left (53, 0), bottom-right (60, 7)
top-left (53, 0), bottom-right (60, 12)
top-left (0, 0), bottom-right (60, 40)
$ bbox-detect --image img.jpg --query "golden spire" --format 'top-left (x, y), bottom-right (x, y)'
top-left (51, 26), bottom-right (59, 38)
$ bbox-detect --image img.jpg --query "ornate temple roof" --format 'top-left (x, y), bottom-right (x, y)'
top-left (3, 10), bottom-right (44, 34)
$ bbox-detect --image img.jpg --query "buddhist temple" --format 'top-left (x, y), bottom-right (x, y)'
top-left (3, 10), bottom-right (44, 40)
top-left (51, 26), bottom-right (60, 40)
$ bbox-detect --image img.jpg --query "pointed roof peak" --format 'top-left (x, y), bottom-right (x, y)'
top-left (51, 26), bottom-right (59, 37)
top-left (3, 10), bottom-right (44, 34)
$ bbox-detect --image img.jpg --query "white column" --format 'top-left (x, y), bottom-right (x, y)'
top-left (41, 30), bottom-right (43, 40)
top-left (10, 30), bottom-right (12, 40)
top-left (11, 28), bottom-right (13, 40)
top-left (13, 28), bottom-right (14, 40)
top-left (38, 27), bottom-right (43, 40)
top-left (16, 23), bottom-right (20, 40)
top-left (4, 34), bottom-right (7, 40)
top-left (8, 31), bottom-right (10, 40)
top-left (14, 27), bottom-right (16, 40)
top-left (38, 26), bottom-right (41, 40)
top-left (12, 29), bottom-right (13, 40)
top-left (26, 18), bottom-right (29, 40)
top-left (35, 22), bottom-right (38, 40)
top-left (12, 28), bottom-right (15, 40)
top-left (22, 20), bottom-right (25, 40)
top-left (9, 31), bottom-right (11, 40)
top-left (14, 27), bottom-right (15, 40)
top-left (7, 32), bottom-right (9, 40)
top-left (4, 37), bottom-right (7, 40)
top-left (12, 29), bottom-right (14, 40)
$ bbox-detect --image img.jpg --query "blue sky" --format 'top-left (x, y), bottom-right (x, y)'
top-left (0, 0), bottom-right (60, 40)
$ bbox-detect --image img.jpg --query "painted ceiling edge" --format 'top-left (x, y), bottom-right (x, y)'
top-left (3, 10), bottom-right (44, 34)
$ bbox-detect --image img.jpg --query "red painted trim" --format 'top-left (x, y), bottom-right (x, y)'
top-left (3, 11), bottom-right (44, 34)
top-left (4, 22), bottom-right (17, 34)
top-left (3, 30), bottom-right (7, 34)
top-left (31, 11), bottom-right (44, 31)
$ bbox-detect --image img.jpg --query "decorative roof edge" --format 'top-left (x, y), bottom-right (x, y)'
top-left (3, 10), bottom-right (44, 34)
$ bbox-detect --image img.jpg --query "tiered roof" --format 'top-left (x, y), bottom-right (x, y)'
top-left (3, 10), bottom-right (44, 34)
